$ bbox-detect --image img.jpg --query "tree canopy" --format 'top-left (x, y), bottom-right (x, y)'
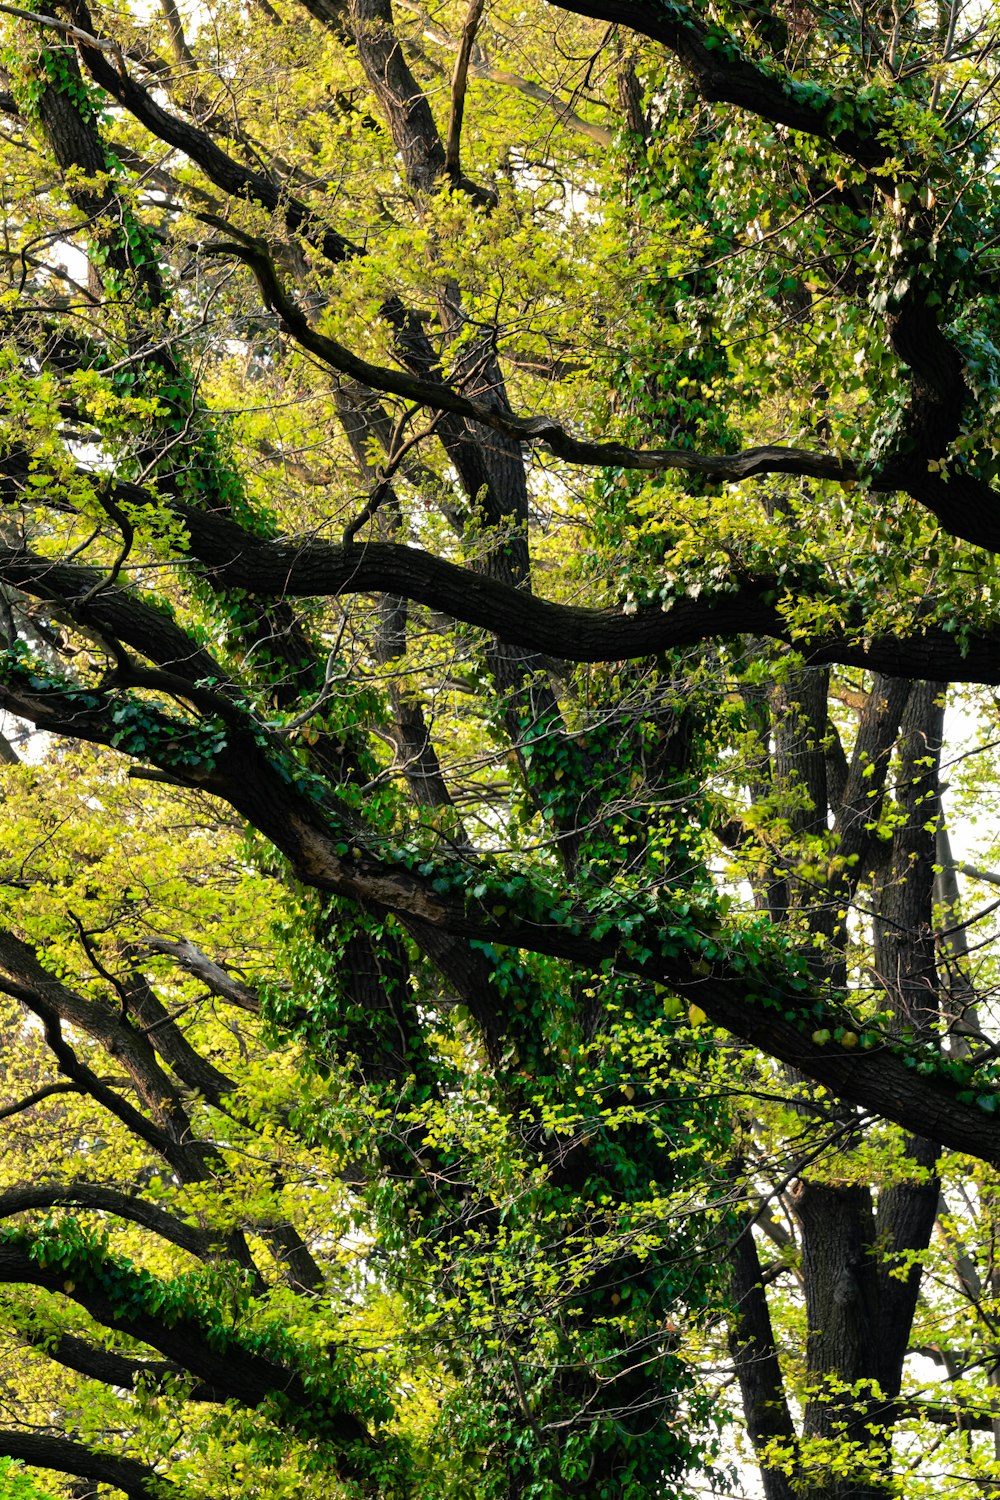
top-left (1, 0), bottom-right (1000, 1494)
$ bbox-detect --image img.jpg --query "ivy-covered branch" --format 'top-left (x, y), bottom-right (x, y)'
top-left (2, 476), bottom-right (996, 687)
top-left (0, 1227), bottom-right (384, 1471)
top-left (544, 0), bottom-right (894, 170)
top-left (4, 654), bottom-right (998, 1167)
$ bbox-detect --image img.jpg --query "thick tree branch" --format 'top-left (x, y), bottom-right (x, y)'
top-left (18, 1326), bottom-right (223, 1400)
top-left (9, 510), bottom-right (1000, 691)
top-left (0, 530), bottom-right (232, 688)
top-left (68, 1), bottom-right (358, 265)
top-left (6, 662), bottom-right (998, 1165)
top-left (832, 676), bottom-right (912, 881)
top-left (1, 637), bottom-right (1000, 1165)
top-left (0, 1240), bottom-right (376, 1455)
top-left (0, 1431), bottom-right (185, 1500)
top-left (116, 512), bottom-right (1000, 685)
top-left (205, 234), bottom-right (857, 480)
top-left (0, 1183), bottom-right (216, 1261)
top-left (118, 964), bottom-right (237, 1106)
top-left (444, 0), bottom-right (485, 181)
top-left (542, 0), bottom-right (893, 171)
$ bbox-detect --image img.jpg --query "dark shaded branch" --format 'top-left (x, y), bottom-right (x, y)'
top-left (0, 1081), bottom-right (80, 1122)
top-left (12, 514), bottom-right (1000, 690)
top-left (263, 1221), bottom-right (326, 1294)
top-left (0, 1430), bottom-right (184, 1500)
top-left (444, 0), bottom-right (485, 181)
top-left (832, 676), bottom-right (912, 881)
top-left (205, 234), bottom-right (856, 482)
top-left (0, 1241), bottom-right (375, 1454)
top-left (4, 639), bottom-right (1000, 1166)
top-left (0, 1183), bottom-right (215, 1261)
top-left (19, 1327), bottom-right (223, 1400)
top-left (874, 1136), bottom-right (940, 1399)
top-left (130, 515), bottom-right (1000, 685)
top-left (0, 533), bottom-right (232, 688)
top-left (68, 1), bottom-right (359, 266)
top-left (728, 1212), bottom-right (798, 1500)
top-left (194, 233), bottom-right (1000, 553)
top-left (119, 964), bottom-right (236, 1106)
top-left (541, 0), bottom-right (894, 172)
top-left (0, 932), bottom-right (271, 1282)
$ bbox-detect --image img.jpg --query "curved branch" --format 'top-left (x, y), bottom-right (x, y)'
top-left (0, 1184), bottom-right (215, 1261)
top-left (124, 513), bottom-right (1000, 686)
top-left (0, 1431), bottom-right (185, 1500)
top-left (542, 0), bottom-right (892, 171)
top-left (69, 1), bottom-right (358, 266)
top-left (0, 1240), bottom-right (375, 1455)
top-left (0, 1082), bottom-right (80, 1122)
top-left (65, 3), bottom-right (1000, 553)
top-left (201, 238), bottom-right (1000, 553)
top-left (9, 512), bottom-right (1000, 687)
top-left (0, 2), bottom-right (123, 55)
top-left (18, 1326), bottom-right (223, 1400)
top-left (206, 234), bottom-right (856, 482)
top-left (2, 601), bottom-right (1000, 1166)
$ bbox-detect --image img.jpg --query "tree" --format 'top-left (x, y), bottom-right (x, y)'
top-left (0, 0), bottom-right (999, 1494)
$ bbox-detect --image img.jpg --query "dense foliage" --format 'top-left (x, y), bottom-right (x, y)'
top-left (1, 0), bottom-right (1000, 1494)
